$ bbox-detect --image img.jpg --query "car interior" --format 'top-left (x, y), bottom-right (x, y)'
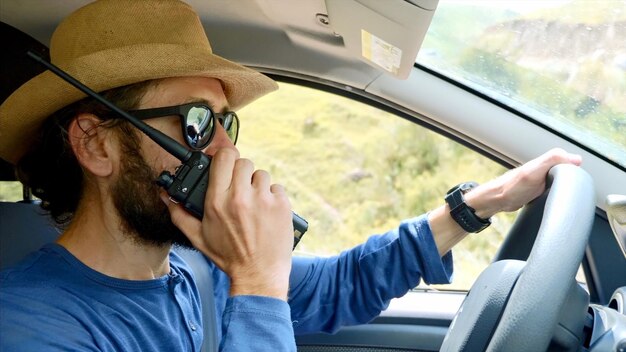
top-left (1, 1), bottom-right (625, 351)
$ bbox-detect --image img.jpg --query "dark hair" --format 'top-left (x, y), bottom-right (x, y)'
top-left (16, 80), bottom-right (157, 227)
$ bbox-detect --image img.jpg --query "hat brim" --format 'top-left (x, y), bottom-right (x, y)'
top-left (0, 43), bottom-right (278, 164)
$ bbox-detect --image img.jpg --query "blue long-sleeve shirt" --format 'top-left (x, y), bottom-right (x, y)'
top-left (0, 215), bottom-right (452, 351)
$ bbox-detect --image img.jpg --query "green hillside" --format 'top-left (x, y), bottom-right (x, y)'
top-left (238, 82), bottom-right (516, 289)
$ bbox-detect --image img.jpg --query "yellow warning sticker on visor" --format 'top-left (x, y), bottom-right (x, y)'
top-left (361, 29), bottom-right (401, 74)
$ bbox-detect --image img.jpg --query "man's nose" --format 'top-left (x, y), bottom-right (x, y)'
top-left (203, 123), bottom-right (239, 158)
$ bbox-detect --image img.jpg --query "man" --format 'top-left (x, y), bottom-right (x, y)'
top-left (0, 0), bottom-right (582, 351)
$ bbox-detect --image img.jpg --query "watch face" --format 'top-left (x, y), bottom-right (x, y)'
top-left (459, 181), bottom-right (479, 193)
top-left (446, 181), bottom-right (479, 195)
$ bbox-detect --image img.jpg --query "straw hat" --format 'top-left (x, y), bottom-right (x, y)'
top-left (0, 0), bottom-right (278, 165)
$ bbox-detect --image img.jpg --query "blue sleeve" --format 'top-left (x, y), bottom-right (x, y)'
top-left (288, 214), bottom-right (453, 334)
top-left (220, 295), bottom-right (296, 351)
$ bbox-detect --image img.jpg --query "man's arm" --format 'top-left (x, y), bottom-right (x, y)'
top-left (220, 296), bottom-right (296, 351)
top-left (288, 214), bottom-right (451, 334)
top-left (287, 148), bottom-right (582, 334)
top-left (428, 148), bottom-right (582, 256)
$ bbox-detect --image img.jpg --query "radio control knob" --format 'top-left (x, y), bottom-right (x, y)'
top-left (157, 171), bottom-right (175, 188)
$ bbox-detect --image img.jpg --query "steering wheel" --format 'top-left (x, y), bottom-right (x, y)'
top-left (440, 164), bottom-right (595, 352)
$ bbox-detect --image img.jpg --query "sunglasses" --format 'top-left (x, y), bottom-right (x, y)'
top-left (129, 102), bottom-right (239, 150)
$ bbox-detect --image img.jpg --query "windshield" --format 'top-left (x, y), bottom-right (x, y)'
top-left (416, 0), bottom-right (626, 168)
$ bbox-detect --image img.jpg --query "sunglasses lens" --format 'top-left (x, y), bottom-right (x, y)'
top-left (219, 112), bottom-right (239, 144)
top-left (185, 106), bottom-right (214, 149)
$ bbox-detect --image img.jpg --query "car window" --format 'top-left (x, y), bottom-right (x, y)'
top-left (237, 82), bottom-right (518, 291)
top-left (417, 0), bottom-right (626, 168)
top-left (0, 182), bottom-right (22, 202)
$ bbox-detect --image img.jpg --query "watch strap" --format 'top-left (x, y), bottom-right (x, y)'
top-left (445, 183), bottom-right (491, 233)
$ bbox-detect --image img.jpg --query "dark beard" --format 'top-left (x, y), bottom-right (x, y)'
top-left (111, 151), bottom-right (195, 250)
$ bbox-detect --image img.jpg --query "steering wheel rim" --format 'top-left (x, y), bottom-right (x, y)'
top-left (440, 164), bottom-right (595, 352)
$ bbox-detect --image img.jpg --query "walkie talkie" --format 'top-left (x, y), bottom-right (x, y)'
top-left (28, 51), bottom-right (308, 249)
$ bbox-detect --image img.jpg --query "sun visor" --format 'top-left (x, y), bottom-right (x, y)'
top-left (325, 0), bottom-right (438, 80)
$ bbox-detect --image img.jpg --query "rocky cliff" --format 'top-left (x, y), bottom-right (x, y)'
top-left (477, 18), bottom-right (625, 111)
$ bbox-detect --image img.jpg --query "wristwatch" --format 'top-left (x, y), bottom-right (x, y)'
top-left (445, 182), bottom-right (491, 233)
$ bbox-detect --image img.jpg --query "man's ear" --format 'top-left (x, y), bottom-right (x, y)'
top-left (68, 114), bottom-right (117, 177)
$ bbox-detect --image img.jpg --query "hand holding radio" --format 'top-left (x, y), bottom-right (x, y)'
top-left (155, 149), bottom-right (307, 250)
top-left (162, 148), bottom-right (294, 299)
